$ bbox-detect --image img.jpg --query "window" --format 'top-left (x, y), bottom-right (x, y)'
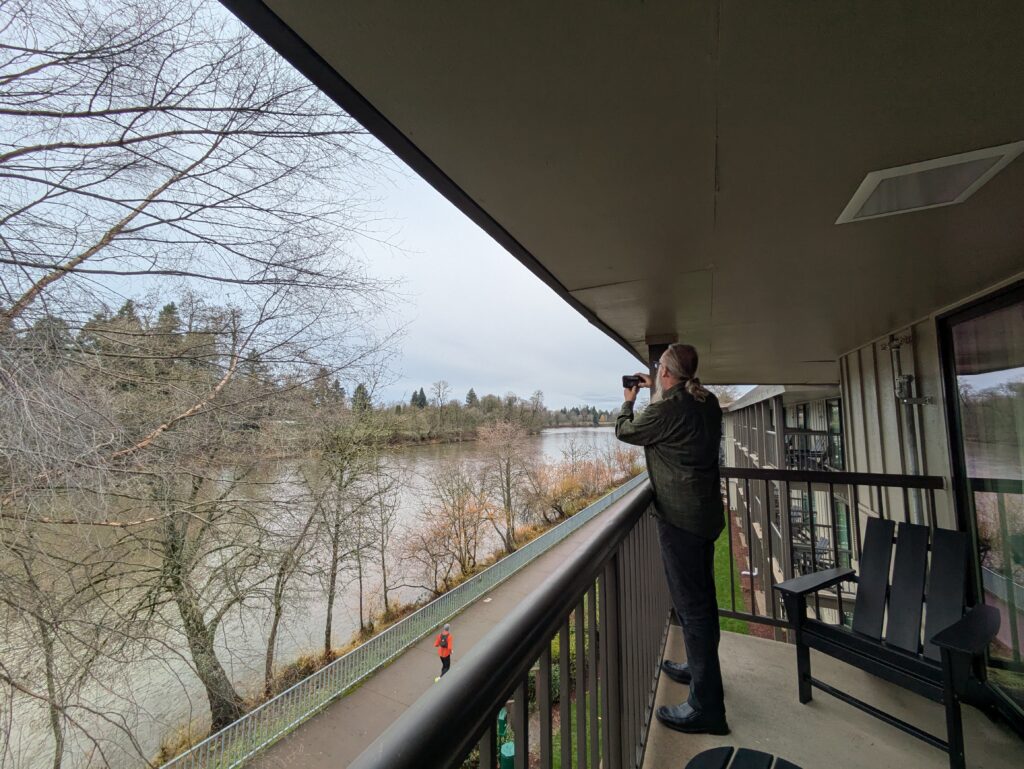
top-left (826, 398), bottom-right (845, 470)
top-left (788, 403), bottom-right (808, 430)
top-left (941, 281), bottom-right (1024, 718)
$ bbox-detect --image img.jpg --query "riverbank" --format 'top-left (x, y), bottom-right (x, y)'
top-left (155, 446), bottom-right (640, 764)
top-left (381, 422), bottom-right (614, 448)
top-left (245, 489), bottom-right (631, 769)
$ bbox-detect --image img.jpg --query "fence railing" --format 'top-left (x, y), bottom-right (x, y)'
top-left (159, 472), bottom-right (650, 769)
top-left (719, 466), bottom-right (945, 627)
top-left (349, 476), bottom-right (668, 769)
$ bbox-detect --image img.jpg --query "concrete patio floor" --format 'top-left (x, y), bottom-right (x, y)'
top-left (644, 627), bottom-right (1024, 769)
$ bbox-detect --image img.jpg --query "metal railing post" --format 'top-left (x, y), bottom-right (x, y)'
top-left (601, 558), bottom-right (623, 769)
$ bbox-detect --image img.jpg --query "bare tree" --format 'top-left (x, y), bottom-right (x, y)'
top-left (364, 459), bottom-right (404, 616)
top-left (400, 525), bottom-right (457, 598)
top-left (0, 526), bottom-right (150, 769)
top-left (706, 385), bottom-right (740, 405)
top-left (479, 420), bottom-right (529, 553)
top-left (262, 474), bottom-right (320, 698)
top-left (561, 437), bottom-right (592, 477)
top-left (0, 0), bottom-right (391, 336)
top-left (0, 0), bottom-right (397, 755)
top-left (307, 419), bottom-right (379, 654)
top-left (423, 460), bottom-right (487, 573)
top-left (431, 380), bottom-right (451, 432)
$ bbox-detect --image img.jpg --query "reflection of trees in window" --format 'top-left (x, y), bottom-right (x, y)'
top-left (959, 379), bottom-right (1024, 450)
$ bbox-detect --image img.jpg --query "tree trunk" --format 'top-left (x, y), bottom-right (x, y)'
top-left (502, 462), bottom-right (516, 552)
top-left (37, 618), bottom-right (64, 769)
top-left (265, 507), bottom-right (316, 694)
top-left (324, 529), bottom-right (340, 657)
top-left (264, 598), bottom-right (284, 698)
top-left (356, 551), bottom-right (366, 632)
top-left (379, 539), bottom-right (389, 615)
top-left (173, 584), bottom-right (245, 731)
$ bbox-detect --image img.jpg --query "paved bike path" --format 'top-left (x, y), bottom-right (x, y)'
top-left (250, 515), bottom-right (610, 769)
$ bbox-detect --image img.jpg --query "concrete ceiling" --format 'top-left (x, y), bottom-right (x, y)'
top-left (227, 1), bottom-right (1024, 383)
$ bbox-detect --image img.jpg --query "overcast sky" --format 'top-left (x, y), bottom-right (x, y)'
top-left (356, 162), bottom-right (651, 411)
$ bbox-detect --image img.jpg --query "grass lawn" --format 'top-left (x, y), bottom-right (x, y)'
top-left (715, 514), bottom-right (749, 634)
top-left (550, 695), bottom-right (600, 769)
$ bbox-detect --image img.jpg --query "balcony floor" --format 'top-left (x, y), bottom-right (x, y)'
top-left (644, 627), bottom-right (1023, 769)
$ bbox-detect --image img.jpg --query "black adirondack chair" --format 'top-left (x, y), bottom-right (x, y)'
top-left (774, 518), bottom-right (1000, 769)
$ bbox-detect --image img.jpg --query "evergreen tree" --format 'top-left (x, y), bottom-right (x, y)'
top-left (240, 351), bottom-right (271, 382)
top-left (411, 391), bottom-right (419, 408)
top-left (23, 315), bottom-right (72, 356)
top-left (155, 302), bottom-right (182, 336)
top-left (312, 366), bottom-right (332, 405)
top-left (115, 299), bottom-right (140, 323)
top-left (352, 383), bottom-right (372, 413)
top-left (465, 387), bottom-right (479, 407)
top-left (417, 387), bottom-right (427, 408)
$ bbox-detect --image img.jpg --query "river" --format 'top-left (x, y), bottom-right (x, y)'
top-left (5, 427), bottom-right (622, 769)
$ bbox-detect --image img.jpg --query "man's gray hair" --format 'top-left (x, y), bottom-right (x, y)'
top-left (660, 343), bottom-right (711, 402)
top-left (443, 623), bottom-right (450, 632)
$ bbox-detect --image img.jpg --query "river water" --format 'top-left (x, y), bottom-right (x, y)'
top-left (6, 427), bottom-right (622, 769)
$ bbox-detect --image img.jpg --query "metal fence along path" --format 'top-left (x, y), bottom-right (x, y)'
top-left (159, 472), bottom-right (649, 769)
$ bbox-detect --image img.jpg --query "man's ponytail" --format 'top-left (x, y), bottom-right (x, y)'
top-left (685, 376), bottom-right (710, 403)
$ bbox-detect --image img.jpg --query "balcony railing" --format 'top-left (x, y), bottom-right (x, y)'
top-left (784, 430), bottom-right (842, 472)
top-left (345, 467), bottom-right (949, 769)
top-left (721, 466), bottom-right (945, 626)
top-left (350, 478), bottom-right (669, 769)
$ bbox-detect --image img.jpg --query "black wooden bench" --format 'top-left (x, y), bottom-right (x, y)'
top-left (774, 518), bottom-right (1000, 769)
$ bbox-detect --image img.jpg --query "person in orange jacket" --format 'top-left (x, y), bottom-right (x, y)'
top-left (434, 623), bottom-right (453, 681)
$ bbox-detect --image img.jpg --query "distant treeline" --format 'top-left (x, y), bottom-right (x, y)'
top-left (321, 379), bottom-right (616, 445)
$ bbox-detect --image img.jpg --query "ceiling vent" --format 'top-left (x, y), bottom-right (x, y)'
top-left (836, 141), bottom-right (1024, 224)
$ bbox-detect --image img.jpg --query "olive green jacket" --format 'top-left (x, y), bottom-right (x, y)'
top-left (615, 383), bottom-right (724, 540)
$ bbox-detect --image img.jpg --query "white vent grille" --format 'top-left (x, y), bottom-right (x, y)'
top-left (836, 141), bottom-right (1024, 224)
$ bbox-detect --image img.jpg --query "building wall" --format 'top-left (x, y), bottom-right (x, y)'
top-left (839, 319), bottom-right (956, 528)
top-left (838, 270), bottom-right (1024, 530)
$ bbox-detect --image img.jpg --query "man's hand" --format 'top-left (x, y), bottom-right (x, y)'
top-left (623, 372), bottom-right (652, 403)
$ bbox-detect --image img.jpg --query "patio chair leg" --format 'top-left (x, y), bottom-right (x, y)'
top-left (796, 641), bottom-right (812, 704)
top-left (944, 700), bottom-right (966, 769)
top-left (942, 649), bottom-right (966, 769)
top-left (782, 593), bottom-right (813, 704)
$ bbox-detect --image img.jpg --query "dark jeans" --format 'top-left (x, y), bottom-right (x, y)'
top-left (440, 655), bottom-right (451, 676)
top-left (656, 519), bottom-right (725, 717)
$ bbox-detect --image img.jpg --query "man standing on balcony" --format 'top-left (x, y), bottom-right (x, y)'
top-left (434, 623), bottom-right (453, 682)
top-left (615, 343), bottom-right (729, 735)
